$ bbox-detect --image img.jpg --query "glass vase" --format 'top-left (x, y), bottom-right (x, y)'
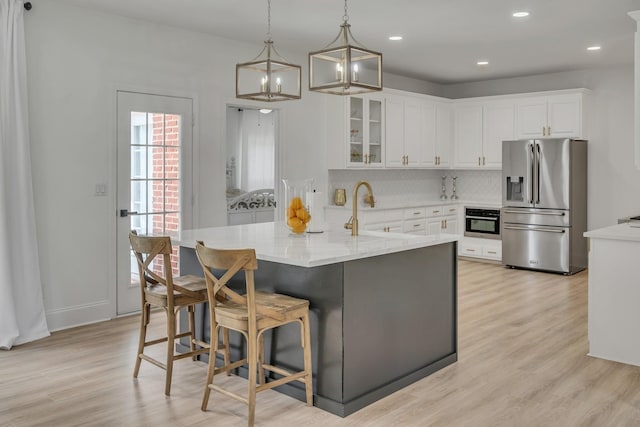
top-left (282, 179), bottom-right (313, 234)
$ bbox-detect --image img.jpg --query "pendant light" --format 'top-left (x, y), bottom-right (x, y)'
top-left (308, 0), bottom-right (382, 95)
top-left (236, 0), bottom-right (301, 102)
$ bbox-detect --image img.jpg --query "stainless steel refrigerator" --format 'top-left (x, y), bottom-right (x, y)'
top-left (501, 138), bottom-right (588, 274)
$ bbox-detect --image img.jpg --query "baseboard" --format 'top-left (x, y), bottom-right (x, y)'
top-left (46, 300), bottom-right (111, 332)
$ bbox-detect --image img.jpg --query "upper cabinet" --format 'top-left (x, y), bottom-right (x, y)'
top-left (347, 94), bottom-right (385, 168)
top-left (516, 92), bottom-right (585, 139)
top-left (385, 94), bottom-right (451, 168)
top-left (453, 100), bottom-right (514, 169)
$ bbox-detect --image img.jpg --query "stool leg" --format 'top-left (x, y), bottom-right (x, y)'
top-left (201, 325), bottom-right (219, 411)
top-left (222, 327), bottom-right (231, 376)
top-left (258, 332), bottom-right (265, 385)
top-left (188, 305), bottom-right (197, 361)
top-left (165, 308), bottom-right (176, 396)
top-left (302, 312), bottom-right (313, 406)
top-left (133, 303), bottom-right (149, 378)
top-left (247, 331), bottom-right (258, 427)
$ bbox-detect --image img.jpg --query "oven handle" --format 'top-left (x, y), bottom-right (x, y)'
top-left (502, 209), bottom-right (565, 216)
top-left (465, 215), bottom-right (499, 221)
top-left (504, 225), bottom-right (565, 233)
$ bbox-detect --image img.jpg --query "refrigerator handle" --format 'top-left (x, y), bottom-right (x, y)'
top-left (529, 143), bottom-right (535, 204)
top-left (536, 143), bottom-right (541, 204)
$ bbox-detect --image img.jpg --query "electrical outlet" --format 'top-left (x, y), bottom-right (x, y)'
top-left (95, 183), bottom-right (107, 196)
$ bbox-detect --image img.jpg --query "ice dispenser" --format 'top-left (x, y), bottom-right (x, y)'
top-left (506, 176), bottom-right (524, 202)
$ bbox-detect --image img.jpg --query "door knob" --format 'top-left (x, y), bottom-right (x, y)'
top-left (119, 209), bottom-right (139, 217)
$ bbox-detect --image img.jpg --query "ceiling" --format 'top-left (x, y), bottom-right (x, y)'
top-left (60, 0), bottom-right (640, 84)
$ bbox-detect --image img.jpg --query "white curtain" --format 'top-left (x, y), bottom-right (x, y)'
top-left (0, 0), bottom-right (49, 349)
top-left (240, 110), bottom-right (275, 191)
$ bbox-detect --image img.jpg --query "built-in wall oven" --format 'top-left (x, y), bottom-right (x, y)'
top-left (464, 207), bottom-right (501, 239)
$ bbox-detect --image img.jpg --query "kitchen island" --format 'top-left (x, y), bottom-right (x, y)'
top-left (585, 223), bottom-right (640, 366)
top-left (176, 222), bottom-right (458, 417)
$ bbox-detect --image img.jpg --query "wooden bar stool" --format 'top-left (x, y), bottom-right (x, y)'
top-left (195, 242), bottom-right (313, 427)
top-left (129, 232), bottom-right (230, 395)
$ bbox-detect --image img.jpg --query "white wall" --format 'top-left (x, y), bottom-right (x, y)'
top-left (445, 66), bottom-right (640, 228)
top-left (24, 1), bottom-right (331, 330)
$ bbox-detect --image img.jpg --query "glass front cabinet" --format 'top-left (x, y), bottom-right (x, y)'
top-left (347, 95), bottom-right (385, 168)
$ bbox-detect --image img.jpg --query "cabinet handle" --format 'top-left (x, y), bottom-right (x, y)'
top-left (483, 156), bottom-right (486, 166)
top-left (478, 157), bottom-right (481, 166)
top-left (444, 219), bottom-right (447, 228)
top-left (413, 223), bottom-right (420, 228)
top-left (542, 126), bottom-right (545, 136)
top-left (433, 210), bottom-right (440, 215)
top-left (488, 251), bottom-right (497, 254)
top-left (365, 154), bottom-right (369, 164)
top-left (467, 248), bottom-right (476, 252)
top-left (449, 208), bottom-right (455, 212)
top-left (547, 126), bottom-right (551, 135)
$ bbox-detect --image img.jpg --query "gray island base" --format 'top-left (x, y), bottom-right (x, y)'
top-left (179, 231), bottom-right (457, 417)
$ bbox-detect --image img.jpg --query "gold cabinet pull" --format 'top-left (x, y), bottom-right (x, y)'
top-left (542, 126), bottom-right (546, 136)
top-left (547, 126), bottom-right (551, 135)
top-left (478, 157), bottom-right (481, 166)
top-left (483, 156), bottom-right (486, 166)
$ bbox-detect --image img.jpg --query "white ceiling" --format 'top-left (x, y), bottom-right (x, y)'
top-left (60, 0), bottom-right (640, 84)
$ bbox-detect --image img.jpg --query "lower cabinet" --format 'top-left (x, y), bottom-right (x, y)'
top-left (459, 237), bottom-right (502, 261)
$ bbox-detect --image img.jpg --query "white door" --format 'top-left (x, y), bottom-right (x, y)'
top-left (116, 91), bottom-right (194, 315)
top-left (453, 103), bottom-right (483, 168)
top-left (516, 97), bottom-right (547, 139)
top-left (547, 94), bottom-right (582, 138)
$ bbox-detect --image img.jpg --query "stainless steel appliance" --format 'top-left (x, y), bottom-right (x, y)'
top-left (502, 138), bottom-right (588, 274)
top-left (464, 207), bottom-right (501, 239)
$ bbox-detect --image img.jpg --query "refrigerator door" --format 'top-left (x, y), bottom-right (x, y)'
top-left (535, 138), bottom-right (571, 210)
top-left (502, 223), bottom-right (570, 273)
top-left (502, 139), bottom-right (534, 208)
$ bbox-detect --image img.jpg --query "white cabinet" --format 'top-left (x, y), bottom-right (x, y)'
top-left (453, 101), bottom-right (514, 169)
top-left (403, 207), bottom-right (427, 234)
top-left (385, 96), bottom-right (422, 167)
top-left (426, 205), bottom-right (458, 236)
top-left (422, 103), bottom-right (451, 168)
top-left (516, 93), bottom-right (584, 139)
top-left (347, 94), bottom-right (385, 168)
top-left (459, 237), bottom-right (502, 261)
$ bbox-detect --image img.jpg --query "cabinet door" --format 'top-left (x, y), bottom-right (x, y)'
top-left (435, 103), bottom-right (451, 167)
top-left (366, 97), bottom-right (385, 167)
top-left (403, 99), bottom-right (422, 167)
top-left (385, 96), bottom-right (405, 168)
top-left (348, 96), bottom-right (366, 167)
top-left (483, 101), bottom-right (514, 168)
top-left (453, 104), bottom-right (483, 168)
top-left (442, 216), bottom-right (458, 235)
top-left (516, 98), bottom-right (547, 139)
top-left (547, 94), bottom-right (582, 138)
top-left (427, 218), bottom-right (444, 235)
top-left (421, 101), bottom-right (437, 167)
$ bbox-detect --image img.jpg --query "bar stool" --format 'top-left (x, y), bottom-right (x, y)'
top-left (129, 232), bottom-right (229, 395)
top-left (195, 242), bottom-right (313, 427)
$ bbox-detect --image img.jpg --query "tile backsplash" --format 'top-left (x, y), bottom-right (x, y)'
top-left (328, 169), bottom-right (502, 205)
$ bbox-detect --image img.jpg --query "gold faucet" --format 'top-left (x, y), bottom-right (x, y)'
top-left (344, 180), bottom-right (375, 236)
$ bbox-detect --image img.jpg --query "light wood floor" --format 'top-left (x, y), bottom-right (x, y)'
top-left (2, 260), bottom-right (640, 426)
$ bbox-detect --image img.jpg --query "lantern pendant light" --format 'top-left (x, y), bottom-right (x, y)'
top-left (236, 0), bottom-right (301, 101)
top-left (308, 0), bottom-right (383, 95)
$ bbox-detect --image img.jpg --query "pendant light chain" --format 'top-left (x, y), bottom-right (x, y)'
top-left (343, 0), bottom-right (349, 23)
top-left (267, 0), bottom-right (272, 41)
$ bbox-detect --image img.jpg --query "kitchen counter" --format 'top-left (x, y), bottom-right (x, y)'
top-left (325, 198), bottom-right (502, 211)
top-left (584, 222), bottom-right (640, 242)
top-left (177, 221), bottom-right (458, 417)
top-left (584, 223), bottom-right (640, 366)
top-left (176, 221), bottom-right (458, 268)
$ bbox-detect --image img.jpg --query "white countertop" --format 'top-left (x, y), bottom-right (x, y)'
top-left (584, 223), bottom-right (640, 242)
top-left (176, 221), bottom-right (459, 268)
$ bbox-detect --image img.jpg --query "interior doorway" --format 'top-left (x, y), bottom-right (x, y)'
top-left (225, 107), bottom-right (278, 225)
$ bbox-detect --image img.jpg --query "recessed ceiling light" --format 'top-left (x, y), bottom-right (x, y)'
top-left (477, 61), bottom-right (489, 66)
top-left (512, 11), bottom-right (530, 18)
top-left (259, 108), bottom-right (272, 114)
top-left (587, 45), bottom-right (601, 51)
top-left (389, 35), bottom-right (403, 41)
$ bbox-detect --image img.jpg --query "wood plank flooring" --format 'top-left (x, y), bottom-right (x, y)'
top-left (2, 260), bottom-right (640, 426)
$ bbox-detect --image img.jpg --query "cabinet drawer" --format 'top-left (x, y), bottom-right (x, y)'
top-left (403, 207), bottom-right (427, 220)
top-left (482, 246), bottom-right (502, 259)
top-left (403, 219), bottom-right (426, 233)
top-left (426, 206), bottom-right (445, 218)
top-left (459, 243), bottom-right (483, 257)
top-left (443, 205), bottom-right (458, 216)
top-left (363, 221), bottom-right (403, 233)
